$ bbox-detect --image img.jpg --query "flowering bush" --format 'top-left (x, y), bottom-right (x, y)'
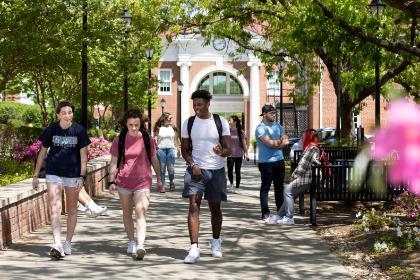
top-left (374, 226), bottom-right (419, 253)
top-left (372, 99), bottom-right (420, 195)
top-left (88, 137), bottom-right (111, 160)
top-left (394, 191), bottom-right (420, 221)
top-left (356, 208), bottom-right (389, 232)
top-left (11, 140), bottom-right (42, 162)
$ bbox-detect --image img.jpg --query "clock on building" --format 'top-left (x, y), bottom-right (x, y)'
top-left (212, 38), bottom-right (227, 51)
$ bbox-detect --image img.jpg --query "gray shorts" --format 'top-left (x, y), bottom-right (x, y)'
top-left (182, 167), bottom-right (227, 202)
top-left (117, 186), bottom-right (150, 196)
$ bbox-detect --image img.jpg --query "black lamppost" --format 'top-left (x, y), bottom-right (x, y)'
top-left (368, 0), bottom-right (385, 128)
top-left (278, 56), bottom-right (286, 126)
top-left (120, 7), bottom-right (132, 112)
top-left (160, 98), bottom-right (166, 114)
top-left (145, 49), bottom-right (154, 133)
top-left (177, 81), bottom-right (183, 131)
top-left (81, 1), bottom-right (88, 129)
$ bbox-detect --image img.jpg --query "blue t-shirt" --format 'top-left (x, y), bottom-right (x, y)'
top-left (39, 122), bottom-right (91, 178)
top-left (255, 121), bottom-right (285, 163)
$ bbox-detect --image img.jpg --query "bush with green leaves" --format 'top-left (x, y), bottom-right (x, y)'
top-left (0, 158), bottom-right (33, 186)
top-left (355, 208), bottom-right (389, 232)
top-left (0, 102), bottom-right (45, 127)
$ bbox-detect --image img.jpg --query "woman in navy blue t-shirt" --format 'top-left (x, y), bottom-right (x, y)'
top-left (32, 101), bottom-right (91, 259)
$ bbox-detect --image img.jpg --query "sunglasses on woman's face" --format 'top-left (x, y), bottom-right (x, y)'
top-left (167, 117), bottom-right (172, 121)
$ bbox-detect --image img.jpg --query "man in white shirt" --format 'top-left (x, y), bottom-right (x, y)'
top-left (181, 90), bottom-right (231, 264)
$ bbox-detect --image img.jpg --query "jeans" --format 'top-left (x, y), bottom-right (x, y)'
top-left (258, 160), bottom-right (285, 218)
top-left (227, 157), bottom-right (243, 188)
top-left (277, 183), bottom-right (309, 218)
top-left (157, 148), bottom-right (176, 185)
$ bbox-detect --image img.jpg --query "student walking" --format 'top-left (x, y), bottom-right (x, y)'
top-left (255, 104), bottom-right (289, 221)
top-left (267, 129), bottom-right (321, 225)
top-left (181, 90), bottom-right (231, 264)
top-left (227, 115), bottom-right (249, 193)
top-left (108, 109), bottom-right (162, 260)
top-left (153, 112), bottom-right (180, 192)
top-left (32, 101), bottom-right (91, 259)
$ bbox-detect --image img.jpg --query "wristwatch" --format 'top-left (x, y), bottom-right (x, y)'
top-left (189, 162), bottom-right (196, 168)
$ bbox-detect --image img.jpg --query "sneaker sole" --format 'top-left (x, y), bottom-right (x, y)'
top-left (184, 257), bottom-right (200, 264)
top-left (135, 248), bottom-right (146, 260)
top-left (50, 248), bottom-right (64, 259)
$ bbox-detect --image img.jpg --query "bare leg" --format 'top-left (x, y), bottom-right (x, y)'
top-left (118, 192), bottom-right (135, 241)
top-left (78, 188), bottom-right (92, 205)
top-left (47, 183), bottom-right (63, 244)
top-left (133, 191), bottom-right (150, 247)
top-left (188, 194), bottom-right (202, 243)
top-left (208, 202), bottom-right (222, 238)
top-left (64, 186), bottom-right (80, 241)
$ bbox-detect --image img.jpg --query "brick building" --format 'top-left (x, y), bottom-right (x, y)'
top-left (149, 34), bottom-right (387, 140)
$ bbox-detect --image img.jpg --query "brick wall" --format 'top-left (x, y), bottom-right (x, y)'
top-left (0, 155), bottom-right (110, 250)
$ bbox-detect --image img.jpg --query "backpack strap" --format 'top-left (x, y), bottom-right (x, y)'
top-left (212, 113), bottom-right (223, 147)
top-left (187, 116), bottom-right (195, 152)
top-left (140, 129), bottom-right (151, 165)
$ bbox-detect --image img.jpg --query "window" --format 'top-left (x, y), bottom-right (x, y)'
top-left (158, 69), bottom-right (172, 95)
top-left (267, 71), bottom-right (280, 96)
top-left (353, 114), bottom-right (361, 128)
top-left (198, 72), bottom-right (243, 95)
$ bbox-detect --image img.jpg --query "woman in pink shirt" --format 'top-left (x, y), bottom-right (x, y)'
top-left (108, 109), bottom-right (162, 260)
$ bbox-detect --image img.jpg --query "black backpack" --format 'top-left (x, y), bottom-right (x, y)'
top-left (187, 114), bottom-right (223, 151)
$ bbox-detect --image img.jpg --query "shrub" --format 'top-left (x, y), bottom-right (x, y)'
top-left (7, 118), bottom-right (25, 130)
top-left (0, 158), bottom-right (33, 186)
top-left (88, 137), bottom-right (111, 160)
top-left (106, 129), bottom-right (118, 141)
top-left (356, 208), bottom-right (389, 232)
top-left (395, 191), bottom-right (420, 222)
top-left (0, 102), bottom-right (46, 127)
top-left (11, 140), bottom-right (42, 162)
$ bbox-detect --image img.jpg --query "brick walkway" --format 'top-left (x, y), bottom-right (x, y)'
top-left (0, 158), bottom-right (351, 280)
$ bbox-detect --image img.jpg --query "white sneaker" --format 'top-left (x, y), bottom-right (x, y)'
top-left (78, 203), bottom-right (87, 212)
top-left (277, 216), bottom-right (295, 225)
top-left (233, 188), bottom-right (240, 194)
top-left (135, 245), bottom-right (146, 260)
top-left (227, 183), bottom-right (234, 193)
top-left (127, 240), bottom-right (137, 254)
top-left (86, 206), bottom-right (108, 218)
top-left (50, 244), bottom-right (65, 259)
top-left (266, 214), bottom-right (281, 224)
top-left (63, 240), bottom-right (72, 255)
top-left (184, 244), bottom-right (200, 264)
top-left (209, 238), bottom-right (223, 258)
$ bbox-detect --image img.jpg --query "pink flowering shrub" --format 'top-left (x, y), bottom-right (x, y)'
top-left (372, 100), bottom-right (420, 195)
top-left (395, 191), bottom-right (420, 221)
top-left (88, 137), bottom-right (111, 160)
top-left (11, 140), bottom-right (42, 162)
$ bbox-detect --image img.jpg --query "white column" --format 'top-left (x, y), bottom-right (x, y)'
top-left (177, 60), bottom-right (192, 126)
top-left (247, 59), bottom-right (261, 140)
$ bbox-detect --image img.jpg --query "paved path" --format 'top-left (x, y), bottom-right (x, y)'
top-left (0, 159), bottom-right (351, 280)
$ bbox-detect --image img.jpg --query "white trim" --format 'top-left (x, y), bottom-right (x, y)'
top-left (190, 64), bottom-right (249, 97)
top-left (158, 69), bottom-right (173, 96)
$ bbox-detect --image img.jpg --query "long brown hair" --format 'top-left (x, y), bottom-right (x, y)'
top-left (153, 112), bottom-right (178, 135)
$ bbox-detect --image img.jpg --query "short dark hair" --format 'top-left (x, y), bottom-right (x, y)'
top-left (55, 101), bottom-right (75, 114)
top-left (191, 90), bottom-right (212, 101)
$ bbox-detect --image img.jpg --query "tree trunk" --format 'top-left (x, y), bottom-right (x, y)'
top-left (341, 100), bottom-right (354, 139)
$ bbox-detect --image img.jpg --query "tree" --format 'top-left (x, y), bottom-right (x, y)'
top-left (161, 0), bottom-right (419, 137)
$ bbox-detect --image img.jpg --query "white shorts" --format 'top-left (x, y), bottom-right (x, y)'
top-left (117, 186), bottom-right (150, 196)
top-left (45, 175), bottom-right (79, 187)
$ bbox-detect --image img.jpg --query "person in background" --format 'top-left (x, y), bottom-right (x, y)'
top-left (267, 129), bottom-right (321, 225)
top-left (181, 90), bottom-right (231, 264)
top-left (32, 101), bottom-right (91, 259)
top-left (108, 109), bottom-right (162, 260)
top-left (227, 115), bottom-right (249, 193)
top-left (289, 132), bottom-right (304, 159)
top-left (153, 112), bottom-right (180, 192)
top-left (255, 104), bottom-right (289, 222)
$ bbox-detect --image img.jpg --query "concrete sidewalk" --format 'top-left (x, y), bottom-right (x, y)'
top-left (0, 159), bottom-right (351, 280)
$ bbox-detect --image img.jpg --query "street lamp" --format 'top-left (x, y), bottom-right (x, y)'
top-left (160, 98), bottom-right (166, 114)
top-left (81, 1), bottom-right (88, 129)
top-left (368, 0), bottom-right (385, 128)
top-left (145, 49), bottom-right (154, 133)
top-left (120, 7), bottom-right (132, 112)
top-left (278, 56), bottom-right (286, 126)
top-left (177, 81), bottom-right (183, 131)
